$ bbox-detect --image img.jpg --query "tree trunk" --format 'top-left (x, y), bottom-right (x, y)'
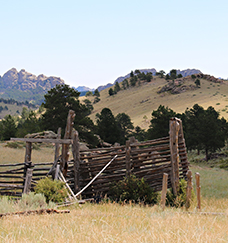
top-left (205, 148), bottom-right (209, 161)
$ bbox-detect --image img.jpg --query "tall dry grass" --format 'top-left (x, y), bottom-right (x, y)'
top-left (1, 143), bottom-right (228, 242)
top-left (0, 202), bottom-right (227, 242)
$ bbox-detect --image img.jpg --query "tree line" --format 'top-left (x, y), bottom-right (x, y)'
top-left (0, 84), bottom-right (227, 161)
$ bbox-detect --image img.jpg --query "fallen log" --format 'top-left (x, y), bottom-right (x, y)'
top-left (0, 208), bottom-right (70, 218)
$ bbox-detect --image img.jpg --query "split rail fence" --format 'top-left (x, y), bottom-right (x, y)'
top-left (0, 111), bottom-right (189, 199)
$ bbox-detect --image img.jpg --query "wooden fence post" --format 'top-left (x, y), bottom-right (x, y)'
top-left (23, 168), bottom-right (33, 194)
top-left (72, 129), bottom-right (80, 193)
top-left (61, 110), bottom-right (75, 176)
top-left (55, 164), bottom-right (60, 180)
top-left (125, 140), bottom-right (131, 176)
top-left (195, 172), bottom-right (201, 210)
top-left (186, 170), bottom-right (193, 209)
top-left (54, 127), bottom-right (61, 163)
top-left (169, 118), bottom-right (180, 196)
top-left (160, 173), bottom-right (168, 210)
top-left (23, 142), bottom-right (32, 191)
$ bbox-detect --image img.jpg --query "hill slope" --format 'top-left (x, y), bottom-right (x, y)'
top-left (83, 75), bottom-right (228, 129)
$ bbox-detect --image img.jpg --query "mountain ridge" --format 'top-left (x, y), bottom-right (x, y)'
top-left (0, 68), bottom-right (65, 104)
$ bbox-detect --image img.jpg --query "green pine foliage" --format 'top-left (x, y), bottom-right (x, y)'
top-left (166, 179), bottom-right (195, 208)
top-left (109, 175), bottom-right (158, 204)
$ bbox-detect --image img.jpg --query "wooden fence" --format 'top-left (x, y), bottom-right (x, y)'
top-left (0, 114), bottom-right (189, 199)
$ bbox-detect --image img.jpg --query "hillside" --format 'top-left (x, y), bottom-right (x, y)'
top-left (82, 74), bottom-right (228, 129)
top-left (95, 68), bottom-right (202, 92)
top-left (0, 68), bottom-right (64, 105)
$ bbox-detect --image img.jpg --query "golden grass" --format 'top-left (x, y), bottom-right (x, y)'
top-left (0, 142), bottom-right (59, 165)
top-left (1, 144), bottom-right (228, 242)
top-left (82, 78), bottom-right (228, 129)
top-left (0, 202), bottom-right (227, 242)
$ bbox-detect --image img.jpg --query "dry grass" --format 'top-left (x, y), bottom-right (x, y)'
top-left (82, 78), bottom-right (228, 129)
top-left (0, 202), bottom-right (227, 242)
top-left (0, 142), bottom-right (59, 165)
top-left (1, 143), bottom-right (228, 242)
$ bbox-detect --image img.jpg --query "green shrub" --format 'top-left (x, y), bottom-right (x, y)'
top-left (166, 179), bottom-right (195, 207)
top-left (4, 141), bottom-right (40, 150)
top-left (4, 141), bottom-right (25, 149)
top-left (18, 192), bottom-right (55, 210)
top-left (109, 175), bottom-right (158, 204)
top-left (34, 177), bottom-right (68, 203)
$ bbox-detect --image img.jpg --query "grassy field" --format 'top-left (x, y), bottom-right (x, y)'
top-left (0, 144), bottom-right (228, 242)
top-left (82, 77), bottom-right (228, 129)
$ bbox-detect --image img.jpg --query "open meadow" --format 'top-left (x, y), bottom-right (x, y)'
top-left (0, 143), bottom-right (228, 242)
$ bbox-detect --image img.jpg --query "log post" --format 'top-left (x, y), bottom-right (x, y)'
top-left (169, 118), bottom-right (180, 196)
top-left (61, 110), bottom-right (75, 176)
top-left (195, 172), bottom-right (201, 210)
top-left (54, 127), bottom-right (61, 163)
top-left (23, 168), bottom-right (33, 194)
top-left (125, 140), bottom-right (131, 176)
top-left (186, 170), bottom-right (193, 209)
top-left (160, 173), bottom-right (168, 210)
top-left (25, 142), bottom-right (32, 163)
top-left (72, 129), bottom-right (80, 193)
top-left (55, 164), bottom-right (60, 180)
top-left (23, 142), bottom-right (32, 191)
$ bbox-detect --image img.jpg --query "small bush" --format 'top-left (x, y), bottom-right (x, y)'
top-left (109, 175), bottom-right (158, 204)
top-left (166, 179), bottom-right (195, 207)
top-left (5, 141), bottom-right (25, 149)
top-left (4, 141), bottom-right (40, 150)
top-left (34, 177), bottom-right (68, 203)
top-left (18, 193), bottom-right (55, 210)
top-left (0, 193), bottom-right (55, 214)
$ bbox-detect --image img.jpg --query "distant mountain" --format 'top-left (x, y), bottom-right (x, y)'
top-left (97, 69), bottom-right (157, 92)
top-left (0, 68), bottom-right (64, 105)
top-left (114, 68), bottom-right (157, 84)
top-left (74, 86), bottom-right (94, 92)
top-left (97, 83), bottom-right (113, 92)
top-left (175, 69), bottom-right (202, 77)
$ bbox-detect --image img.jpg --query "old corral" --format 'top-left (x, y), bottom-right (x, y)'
top-left (0, 110), bottom-right (189, 199)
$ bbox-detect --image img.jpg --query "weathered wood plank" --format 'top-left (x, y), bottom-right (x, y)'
top-left (11, 138), bottom-right (72, 144)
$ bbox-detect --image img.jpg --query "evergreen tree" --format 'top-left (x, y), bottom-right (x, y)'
top-left (0, 115), bottom-right (17, 140)
top-left (115, 113), bottom-right (134, 143)
top-left (122, 79), bottom-right (129, 89)
top-left (114, 82), bottom-right (121, 93)
top-left (42, 84), bottom-right (98, 146)
top-left (109, 88), bottom-right (115, 96)
top-left (93, 89), bottom-right (100, 97)
top-left (16, 110), bottom-right (41, 138)
top-left (170, 69), bottom-right (177, 80)
top-left (83, 99), bottom-right (94, 114)
top-left (195, 79), bottom-right (201, 87)
top-left (132, 126), bottom-right (146, 142)
top-left (183, 104), bottom-right (227, 161)
top-left (147, 105), bottom-right (177, 139)
top-left (96, 108), bottom-right (121, 144)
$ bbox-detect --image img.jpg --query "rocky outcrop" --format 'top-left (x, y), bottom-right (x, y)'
top-left (158, 78), bottom-right (198, 94)
top-left (194, 73), bottom-right (224, 83)
top-left (1, 68), bottom-right (64, 92)
top-left (157, 73), bottom-right (223, 95)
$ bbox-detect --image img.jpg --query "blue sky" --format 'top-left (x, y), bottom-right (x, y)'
top-left (0, 0), bottom-right (227, 88)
